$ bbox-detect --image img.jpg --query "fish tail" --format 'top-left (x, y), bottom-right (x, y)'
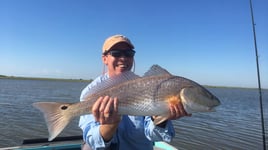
top-left (32, 102), bottom-right (73, 141)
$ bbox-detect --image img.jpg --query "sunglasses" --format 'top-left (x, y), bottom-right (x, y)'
top-left (104, 50), bottom-right (136, 58)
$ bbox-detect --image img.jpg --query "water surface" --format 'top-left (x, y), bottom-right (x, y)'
top-left (0, 78), bottom-right (267, 149)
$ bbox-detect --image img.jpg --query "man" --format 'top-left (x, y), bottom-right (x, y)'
top-left (79, 34), bottom-right (190, 150)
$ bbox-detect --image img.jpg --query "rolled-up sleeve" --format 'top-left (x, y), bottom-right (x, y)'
top-left (144, 116), bottom-right (175, 142)
top-left (80, 115), bottom-right (115, 149)
top-left (78, 74), bottom-right (112, 149)
top-left (79, 115), bottom-right (112, 149)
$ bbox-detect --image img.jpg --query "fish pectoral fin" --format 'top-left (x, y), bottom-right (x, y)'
top-left (153, 114), bottom-right (170, 125)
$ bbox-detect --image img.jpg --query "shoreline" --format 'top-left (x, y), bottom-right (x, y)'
top-left (0, 75), bottom-right (92, 82)
top-left (0, 75), bottom-right (265, 90)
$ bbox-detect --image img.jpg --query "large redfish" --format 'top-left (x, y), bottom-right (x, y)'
top-left (33, 65), bottom-right (220, 141)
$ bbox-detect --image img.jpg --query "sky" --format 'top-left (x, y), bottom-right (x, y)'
top-left (0, 0), bottom-right (267, 88)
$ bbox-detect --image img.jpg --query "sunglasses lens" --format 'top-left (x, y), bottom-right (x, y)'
top-left (109, 51), bottom-right (121, 57)
top-left (109, 50), bottom-right (135, 58)
top-left (125, 51), bottom-right (135, 57)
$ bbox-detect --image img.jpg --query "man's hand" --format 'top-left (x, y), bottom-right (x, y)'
top-left (168, 101), bottom-right (191, 120)
top-left (92, 96), bottom-right (121, 124)
top-left (152, 101), bottom-right (191, 127)
top-left (92, 96), bottom-right (121, 142)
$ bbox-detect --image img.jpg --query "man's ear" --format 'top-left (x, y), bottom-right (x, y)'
top-left (102, 55), bottom-right (108, 65)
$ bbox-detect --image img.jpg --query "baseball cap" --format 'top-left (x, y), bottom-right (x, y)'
top-left (102, 34), bottom-right (134, 54)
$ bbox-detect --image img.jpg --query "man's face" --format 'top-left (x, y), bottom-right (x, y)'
top-left (102, 42), bottom-right (134, 77)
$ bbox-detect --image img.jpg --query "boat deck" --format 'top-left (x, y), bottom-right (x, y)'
top-left (1, 136), bottom-right (177, 150)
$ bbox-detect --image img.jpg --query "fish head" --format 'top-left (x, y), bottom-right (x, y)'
top-left (180, 86), bottom-right (221, 114)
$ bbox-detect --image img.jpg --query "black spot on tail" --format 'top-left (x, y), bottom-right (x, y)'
top-left (61, 105), bottom-right (68, 110)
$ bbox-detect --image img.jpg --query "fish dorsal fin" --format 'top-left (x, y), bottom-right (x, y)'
top-left (85, 71), bottom-right (140, 97)
top-left (143, 64), bottom-right (172, 77)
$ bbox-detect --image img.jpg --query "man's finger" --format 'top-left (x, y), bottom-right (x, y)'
top-left (99, 96), bottom-right (109, 113)
top-left (104, 97), bottom-right (114, 118)
top-left (113, 97), bottom-right (118, 113)
top-left (92, 97), bottom-right (103, 121)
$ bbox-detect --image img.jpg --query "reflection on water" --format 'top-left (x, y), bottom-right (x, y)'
top-left (0, 79), bottom-right (267, 149)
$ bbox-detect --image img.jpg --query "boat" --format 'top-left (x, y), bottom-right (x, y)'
top-left (2, 136), bottom-right (178, 150)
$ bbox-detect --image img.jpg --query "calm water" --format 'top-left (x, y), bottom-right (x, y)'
top-left (0, 78), bottom-right (267, 149)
